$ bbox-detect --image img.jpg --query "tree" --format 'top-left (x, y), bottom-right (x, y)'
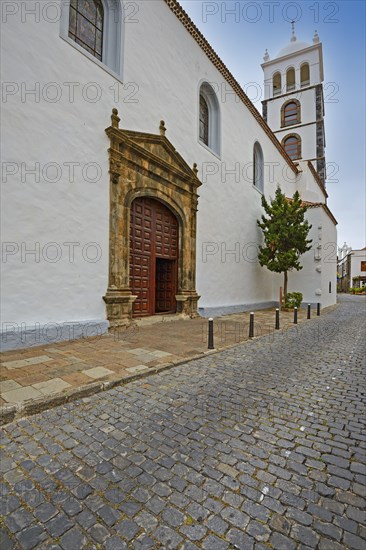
top-left (257, 187), bottom-right (312, 303)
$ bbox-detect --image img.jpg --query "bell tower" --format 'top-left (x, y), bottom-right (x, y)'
top-left (261, 24), bottom-right (326, 185)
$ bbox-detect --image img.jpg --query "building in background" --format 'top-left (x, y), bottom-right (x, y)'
top-left (338, 244), bottom-right (366, 291)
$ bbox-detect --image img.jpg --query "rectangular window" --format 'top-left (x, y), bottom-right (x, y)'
top-left (361, 261), bottom-right (366, 271)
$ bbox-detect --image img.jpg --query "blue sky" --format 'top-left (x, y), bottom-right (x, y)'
top-left (180, 0), bottom-right (366, 249)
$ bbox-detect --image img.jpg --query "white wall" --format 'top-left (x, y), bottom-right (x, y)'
top-left (319, 209), bottom-right (338, 308)
top-left (1, 0), bottom-right (335, 332)
top-left (294, 161), bottom-right (327, 204)
top-left (287, 207), bottom-right (337, 309)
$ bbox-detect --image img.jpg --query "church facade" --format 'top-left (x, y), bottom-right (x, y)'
top-left (1, 0), bottom-right (337, 346)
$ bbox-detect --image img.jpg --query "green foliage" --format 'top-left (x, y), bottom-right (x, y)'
top-left (257, 188), bottom-right (312, 275)
top-left (350, 287), bottom-right (365, 294)
top-left (284, 291), bottom-right (303, 308)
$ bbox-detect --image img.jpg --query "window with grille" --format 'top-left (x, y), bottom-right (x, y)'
top-left (69, 0), bottom-right (104, 61)
top-left (199, 95), bottom-right (209, 146)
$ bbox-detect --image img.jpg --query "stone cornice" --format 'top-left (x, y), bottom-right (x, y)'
top-left (261, 43), bottom-right (323, 67)
top-left (262, 84), bottom-right (321, 104)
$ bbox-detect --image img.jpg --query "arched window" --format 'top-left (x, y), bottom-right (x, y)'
top-left (63, 0), bottom-right (122, 74)
top-left (273, 72), bottom-right (281, 96)
top-left (283, 134), bottom-right (301, 160)
top-left (199, 95), bottom-right (209, 146)
top-left (282, 100), bottom-right (301, 127)
top-left (253, 142), bottom-right (264, 193)
top-left (286, 67), bottom-right (295, 92)
top-left (69, 0), bottom-right (104, 61)
top-left (198, 83), bottom-right (220, 155)
top-left (300, 63), bottom-right (310, 87)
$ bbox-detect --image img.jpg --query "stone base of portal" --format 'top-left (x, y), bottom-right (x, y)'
top-left (175, 292), bottom-right (201, 318)
top-left (103, 288), bottom-right (137, 328)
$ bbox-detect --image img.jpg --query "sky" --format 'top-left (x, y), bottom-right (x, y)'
top-left (180, 0), bottom-right (366, 250)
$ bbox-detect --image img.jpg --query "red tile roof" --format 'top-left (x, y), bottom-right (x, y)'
top-left (286, 198), bottom-right (338, 225)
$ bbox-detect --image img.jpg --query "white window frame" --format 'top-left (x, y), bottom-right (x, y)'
top-left (60, 0), bottom-right (123, 79)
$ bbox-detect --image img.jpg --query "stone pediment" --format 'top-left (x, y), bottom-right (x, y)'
top-left (106, 112), bottom-right (200, 186)
top-left (124, 132), bottom-right (195, 178)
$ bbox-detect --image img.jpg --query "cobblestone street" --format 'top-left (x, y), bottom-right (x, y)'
top-left (1, 295), bottom-right (365, 549)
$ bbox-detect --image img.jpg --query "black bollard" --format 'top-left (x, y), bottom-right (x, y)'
top-left (317, 303), bottom-right (321, 316)
top-left (249, 312), bottom-right (254, 338)
top-left (294, 307), bottom-right (298, 324)
top-left (307, 304), bottom-right (311, 319)
top-left (208, 318), bottom-right (214, 349)
top-left (275, 308), bottom-right (280, 330)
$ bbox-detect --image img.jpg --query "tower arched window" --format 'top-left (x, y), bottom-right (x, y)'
top-left (286, 67), bottom-right (295, 92)
top-left (253, 142), bottom-right (264, 193)
top-left (198, 82), bottom-right (221, 155)
top-left (282, 100), bottom-right (301, 127)
top-left (273, 72), bottom-right (281, 96)
top-left (69, 0), bottom-right (104, 61)
top-left (283, 134), bottom-right (301, 160)
top-left (300, 63), bottom-right (310, 87)
top-left (63, 0), bottom-right (122, 74)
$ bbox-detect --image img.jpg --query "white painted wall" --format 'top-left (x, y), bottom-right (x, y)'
top-left (320, 210), bottom-right (338, 307)
top-left (1, 0), bottom-right (336, 334)
top-left (287, 207), bottom-right (337, 309)
top-left (294, 161), bottom-right (327, 203)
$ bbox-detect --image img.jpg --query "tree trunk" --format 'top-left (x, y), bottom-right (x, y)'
top-left (284, 271), bottom-right (288, 303)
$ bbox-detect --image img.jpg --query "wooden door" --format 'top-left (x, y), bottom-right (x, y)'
top-left (155, 259), bottom-right (177, 313)
top-left (130, 198), bottom-right (178, 316)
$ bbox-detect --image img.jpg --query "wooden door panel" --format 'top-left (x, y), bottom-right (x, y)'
top-left (155, 259), bottom-right (176, 313)
top-left (130, 198), bottom-right (178, 316)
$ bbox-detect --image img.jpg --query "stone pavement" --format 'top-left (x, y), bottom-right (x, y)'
top-left (1, 307), bottom-right (311, 422)
top-left (0, 294), bottom-right (365, 549)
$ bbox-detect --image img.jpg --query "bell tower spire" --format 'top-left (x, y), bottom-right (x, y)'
top-left (261, 27), bottom-right (326, 185)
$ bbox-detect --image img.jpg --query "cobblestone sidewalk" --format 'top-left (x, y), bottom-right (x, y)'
top-left (1, 307), bottom-right (310, 420)
top-left (0, 295), bottom-right (365, 549)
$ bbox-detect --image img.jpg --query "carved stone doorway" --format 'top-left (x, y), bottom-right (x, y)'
top-left (103, 110), bottom-right (201, 327)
